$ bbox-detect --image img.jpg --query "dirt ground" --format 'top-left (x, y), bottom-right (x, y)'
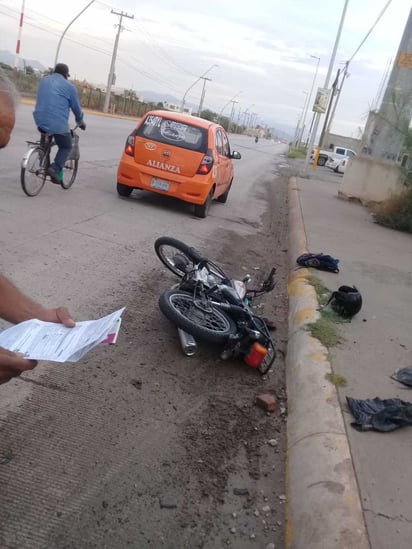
top-left (0, 168), bottom-right (289, 549)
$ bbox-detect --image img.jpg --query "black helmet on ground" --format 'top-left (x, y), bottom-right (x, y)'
top-left (328, 285), bottom-right (362, 317)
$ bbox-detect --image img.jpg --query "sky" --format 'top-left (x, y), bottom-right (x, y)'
top-left (0, 0), bottom-right (411, 138)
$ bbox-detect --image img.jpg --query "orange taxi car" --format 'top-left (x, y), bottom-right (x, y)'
top-left (116, 110), bottom-right (241, 218)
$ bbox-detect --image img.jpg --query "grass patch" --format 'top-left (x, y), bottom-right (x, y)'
top-left (306, 275), bottom-right (349, 347)
top-left (372, 186), bottom-right (412, 233)
top-left (288, 147), bottom-right (307, 159)
top-left (307, 312), bottom-right (341, 347)
top-left (307, 275), bottom-right (331, 307)
top-left (325, 372), bottom-right (347, 387)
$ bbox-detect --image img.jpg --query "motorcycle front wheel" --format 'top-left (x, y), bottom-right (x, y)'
top-left (258, 339), bottom-right (276, 375)
top-left (155, 237), bottom-right (199, 277)
top-left (159, 289), bottom-right (237, 344)
top-left (249, 314), bottom-right (277, 374)
top-left (155, 236), bottom-right (229, 282)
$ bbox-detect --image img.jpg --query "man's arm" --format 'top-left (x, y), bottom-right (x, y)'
top-left (0, 274), bottom-right (75, 385)
top-left (0, 273), bottom-right (75, 326)
top-left (68, 83), bottom-right (84, 126)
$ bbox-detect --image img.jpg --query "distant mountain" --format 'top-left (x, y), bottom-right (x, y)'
top-left (0, 50), bottom-right (46, 71)
top-left (137, 90), bottom-right (200, 112)
top-left (138, 89), bottom-right (182, 105)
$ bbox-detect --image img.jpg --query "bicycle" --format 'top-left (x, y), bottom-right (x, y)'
top-left (20, 127), bottom-right (80, 197)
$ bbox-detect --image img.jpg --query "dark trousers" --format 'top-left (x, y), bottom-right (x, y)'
top-left (52, 133), bottom-right (72, 172)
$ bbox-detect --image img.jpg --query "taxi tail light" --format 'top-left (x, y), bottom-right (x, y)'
top-left (125, 134), bottom-right (135, 156)
top-left (197, 149), bottom-right (214, 175)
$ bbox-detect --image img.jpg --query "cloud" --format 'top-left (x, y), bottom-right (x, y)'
top-left (0, 0), bottom-right (410, 136)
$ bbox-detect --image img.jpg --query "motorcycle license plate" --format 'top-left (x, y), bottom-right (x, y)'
top-left (151, 178), bottom-right (170, 191)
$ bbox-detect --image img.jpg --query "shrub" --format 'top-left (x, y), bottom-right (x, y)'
top-left (288, 147), bottom-right (307, 159)
top-left (373, 186), bottom-right (412, 233)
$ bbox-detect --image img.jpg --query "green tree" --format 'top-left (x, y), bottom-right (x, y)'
top-left (124, 89), bottom-right (138, 100)
top-left (200, 109), bottom-right (216, 122)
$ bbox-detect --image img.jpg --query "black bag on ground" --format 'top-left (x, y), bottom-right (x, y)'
top-left (296, 253), bottom-right (340, 273)
top-left (346, 396), bottom-right (412, 432)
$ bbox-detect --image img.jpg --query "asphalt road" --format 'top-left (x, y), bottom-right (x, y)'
top-left (0, 105), bottom-right (290, 548)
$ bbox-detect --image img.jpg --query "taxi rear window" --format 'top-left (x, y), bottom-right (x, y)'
top-left (137, 114), bottom-right (208, 153)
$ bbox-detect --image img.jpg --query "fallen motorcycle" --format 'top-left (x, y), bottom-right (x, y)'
top-left (155, 236), bottom-right (277, 374)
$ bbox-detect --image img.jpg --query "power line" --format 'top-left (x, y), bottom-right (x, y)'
top-left (324, 0), bottom-right (394, 139)
top-left (348, 0), bottom-right (393, 63)
top-left (96, 0), bottom-right (196, 77)
top-left (0, 4), bottom-right (114, 56)
top-left (116, 57), bottom-right (183, 95)
top-left (0, 6), bottom-right (185, 91)
top-left (131, 17), bottom-right (197, 77)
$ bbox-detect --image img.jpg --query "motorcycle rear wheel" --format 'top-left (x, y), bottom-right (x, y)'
top-left (159, 289), bottom-right (237, 344)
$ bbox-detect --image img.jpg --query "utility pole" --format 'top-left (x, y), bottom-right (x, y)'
top-left (315, 69), bottom-right (341, 154)
top-left (180, 64), bottom-right (218, 112)
top-left (228, 99), bottom-right (239, 132)
top-left (197, 76), bottom-right (211, 116)
top-left (323, 61), bottom-right (348, 143)
top-left (103, 9), bottom-right (134, 113)
top-left (305, 0), bottom-right (349, 170)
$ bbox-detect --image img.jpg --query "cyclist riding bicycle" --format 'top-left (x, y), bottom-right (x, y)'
top-left (33, 63), bottom-right (86, 184)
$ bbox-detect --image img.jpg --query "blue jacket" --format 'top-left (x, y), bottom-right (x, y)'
top-left (33, 73), bottom-right (84, 134)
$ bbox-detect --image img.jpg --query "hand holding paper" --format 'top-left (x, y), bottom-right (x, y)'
top-left (0, 307), bottom-right (125, 363)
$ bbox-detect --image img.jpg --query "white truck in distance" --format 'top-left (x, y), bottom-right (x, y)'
top-left (310, 145), bottom-right (357, 166)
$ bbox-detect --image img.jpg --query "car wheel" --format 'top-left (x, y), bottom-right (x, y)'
top-left (194, 189), bottom-right (213, 218)
top-left (216, 181), bottom-right (232, 204)
top-left (117, 182), bottom-right (133, 197)
top-left (317, 156), bottom-right (326, 166)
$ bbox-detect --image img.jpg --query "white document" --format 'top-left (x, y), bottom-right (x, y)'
top-left (0, 307), bottom-right (125, 362)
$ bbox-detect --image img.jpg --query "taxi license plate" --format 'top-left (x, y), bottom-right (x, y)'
top-left (151, 178), bottom-right (170, 191)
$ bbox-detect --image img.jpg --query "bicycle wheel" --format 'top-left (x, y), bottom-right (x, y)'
top-left (159, 289), bottom-right (237, 344)
top-left (155, 236), bottom-right (229, 282)
top-left (60, 158), bottom-right (79, 189)
top-left (21, 147), bottom-right (47, 197)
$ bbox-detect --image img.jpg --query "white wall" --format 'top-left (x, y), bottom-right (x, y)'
top-left (339, 156), bottom-right (406, 203)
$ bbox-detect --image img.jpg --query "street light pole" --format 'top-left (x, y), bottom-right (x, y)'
top-left (180, 64), bottom-right (218, 112)
top-left (293, 91), bottom-right (308, 147)
top-left (299, 55), bottom-right (320, 145)
top-left (54, 0), bottom-right (96, 66)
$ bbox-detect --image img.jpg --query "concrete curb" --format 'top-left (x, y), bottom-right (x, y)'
top-left (285, 177), bottom-right (370, 549)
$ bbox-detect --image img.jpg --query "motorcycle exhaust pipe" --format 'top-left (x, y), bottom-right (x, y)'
top-left (178, 328), bottom-right (197, 356)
